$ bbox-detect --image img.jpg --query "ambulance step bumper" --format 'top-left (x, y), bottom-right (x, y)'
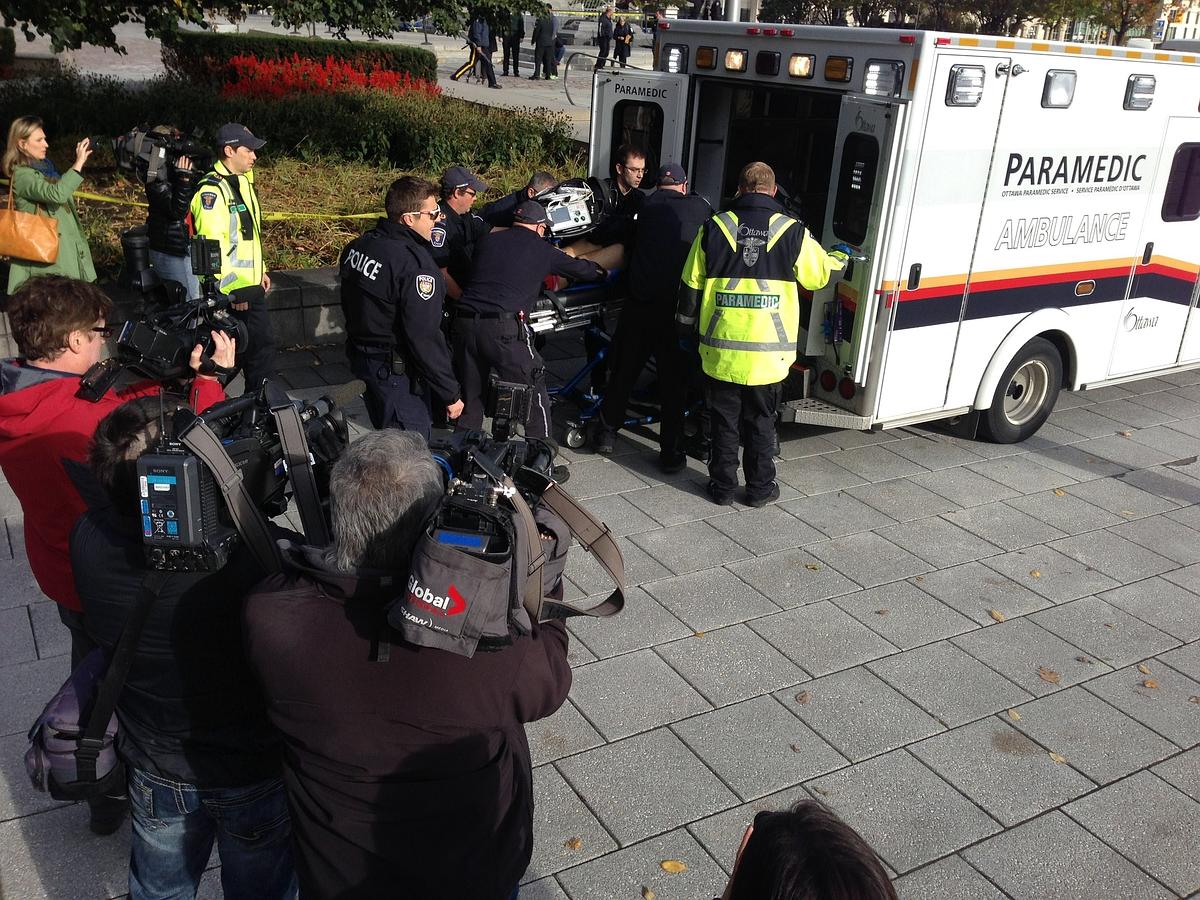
top-left (779, 398), bottom-right (871, 430)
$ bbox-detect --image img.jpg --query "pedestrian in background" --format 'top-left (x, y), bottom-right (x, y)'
top-left (501, 8), bottom-right (525, 76)
top-left (453, 10), bottom-right (501, 89)
top-left (1, 116), bottom-right (96, 293)
top-left (595, 6), bottom-right (614, 69)
top-left (613, 15), bottom-right (633, 66)
top-left (531, 4), bottom-right (558, 79)
top-left (143, 125), bottom-right (201, 299)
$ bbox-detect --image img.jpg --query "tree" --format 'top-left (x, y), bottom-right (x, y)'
top-left (1085, 0), bottom-right (1158, 43)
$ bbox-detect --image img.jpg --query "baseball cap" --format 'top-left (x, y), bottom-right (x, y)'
top-left (215, 123), bottom-right (266, 151)
top-left (657, 162), bottom-right (687, 186)
top-left (514, 200), bottom-right (549, 226)
top-left (441, 166), bottom-right (489, 194)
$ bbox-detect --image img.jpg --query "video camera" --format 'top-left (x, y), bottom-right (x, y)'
top-left (136, 380), bottom-right (351, 572)
top-left (114, 126), bottom-right (213, 186)
top-left (81, 238), bottom-right (248, 401)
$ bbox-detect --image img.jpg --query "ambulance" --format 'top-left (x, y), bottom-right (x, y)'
top-left (588, 22), bottom-right (1200, 441)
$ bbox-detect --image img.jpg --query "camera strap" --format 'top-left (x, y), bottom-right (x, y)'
top-left (266, 382), bottom-right (330, 547)
top-left (536, 482), bottom-right (625, 618)
top-left (179, 419), bottom-right (284, 574)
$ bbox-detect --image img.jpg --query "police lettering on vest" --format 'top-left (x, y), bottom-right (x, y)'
top-left (345, 248), bottom-right (383, 281)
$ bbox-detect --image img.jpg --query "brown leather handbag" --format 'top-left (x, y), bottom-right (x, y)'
top-left (0, 178), bottom-right (60, 264)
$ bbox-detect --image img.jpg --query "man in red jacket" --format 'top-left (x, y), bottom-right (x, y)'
top-left (0, 275), bottom-right (232, 833)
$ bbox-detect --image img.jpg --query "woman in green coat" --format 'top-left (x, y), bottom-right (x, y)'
top-left (2, 116), bottom-right (96, 293)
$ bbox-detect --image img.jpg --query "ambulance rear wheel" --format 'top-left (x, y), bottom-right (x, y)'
top-left (565, 426), bottom-right (586, 449)
top-left (980, 338), bottom-right (1062, 444)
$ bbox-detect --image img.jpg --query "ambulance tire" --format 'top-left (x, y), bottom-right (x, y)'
top-left (980, 337), bottom-right (1062, 444)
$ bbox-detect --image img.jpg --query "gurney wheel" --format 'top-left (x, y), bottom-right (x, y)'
top-left (565, 426), bottom-right (587, 449)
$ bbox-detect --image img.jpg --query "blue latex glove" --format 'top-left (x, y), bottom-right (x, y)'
top-left (830, 242), bottom-right (866, 261)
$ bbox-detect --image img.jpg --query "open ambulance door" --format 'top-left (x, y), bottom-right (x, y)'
top-left (1112, 118), bottom-right (1200, 375)
top-left (806, 95), bottom-right (906, 405)
top-left (589, 70), bottom-right (689, 185)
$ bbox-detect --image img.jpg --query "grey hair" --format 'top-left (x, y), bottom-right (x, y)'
top-left (528, 171), bottom-right (557, 195)
top-left (328, 430), bottom-right (443, 572)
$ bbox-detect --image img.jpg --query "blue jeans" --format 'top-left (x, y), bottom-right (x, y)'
top-left (148, 250), bottom-right (200, 301)
top-left (128, 768), bottom-right (297, 900)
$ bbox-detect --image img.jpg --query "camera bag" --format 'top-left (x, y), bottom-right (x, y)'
top-left (0, 179), bottom-right (60, 264)
top-left (25, 572), bottom-right (167, 801)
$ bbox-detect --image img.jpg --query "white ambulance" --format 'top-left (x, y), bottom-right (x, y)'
top-left (588, 22), bottom-right (1200, 441)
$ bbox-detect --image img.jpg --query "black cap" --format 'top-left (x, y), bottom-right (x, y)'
top-left (514, 200), bottom-right (549, 226)
top-left (657, 162), bottom-right (687, 186)
top-left (215, 123), bottom-right (266, 151)
top-left (441, 165), bottom-right (489, 194)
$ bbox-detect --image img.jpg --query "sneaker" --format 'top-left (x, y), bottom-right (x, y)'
top-left (658, 450), bottom-right (687, 474)
top-left (549, 74), bottom-right (559, 80)
top-left (706, 481), bottom-right (735, 506)
top-left (745, 482), bottom-right (781, 508)
top-left (591, 424), bottom-right (616, 455)
top-left (88, 795), bottom-right (128, 836)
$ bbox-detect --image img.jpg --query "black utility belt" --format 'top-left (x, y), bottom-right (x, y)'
top-left (453, 309), bottom-right (523, 320)
top-left (350, 343), bottom-right (408, 376)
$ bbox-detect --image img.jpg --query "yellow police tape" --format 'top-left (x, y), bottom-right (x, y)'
top-left (2, 180), bottom-right (379, 222)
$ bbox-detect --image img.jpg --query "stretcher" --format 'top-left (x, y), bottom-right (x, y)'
top-left (528, 279), bottom-right (623, 335)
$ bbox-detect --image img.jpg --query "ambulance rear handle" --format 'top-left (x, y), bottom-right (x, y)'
top-left (907, 263), bottom-right (922, 290)
top-left (1141, 242), bottom-right (1154, 266)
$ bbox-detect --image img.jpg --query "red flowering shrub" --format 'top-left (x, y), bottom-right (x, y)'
top-left (223, 54), bottom-right (442, 100)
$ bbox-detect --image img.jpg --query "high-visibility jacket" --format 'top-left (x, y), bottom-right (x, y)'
top-left (189, 160), bottom-right (264, 295)
top-left (678, 192), bottom-right (845, 386)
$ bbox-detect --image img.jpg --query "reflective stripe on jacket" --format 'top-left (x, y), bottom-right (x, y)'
top-left (678, 192), bottom-right (844, 385)
top-left (189, 160), bottom-right (264, 294)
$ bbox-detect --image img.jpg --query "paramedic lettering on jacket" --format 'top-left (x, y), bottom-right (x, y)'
top-left (677, 161), bottom-right (847, 508)
top-left (190, 123), bottom-right (277, 396)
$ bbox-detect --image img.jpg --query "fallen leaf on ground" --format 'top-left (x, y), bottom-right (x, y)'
top-left (989, 609), bottom-right (1006, 623)
top-left (660, 860), bottom-right (687, 875)
top-left (1053, 488), bottom-right (1066, 497)
top-left (1120, 509), bottom-right (1136, 517)
top-left (1143, 679), bottom-right (1159, 689)
top-left (1189, 696), bottom-right (1200, 704)
top-left (1138, 664), bottom-right (1151, 675)
top-left (1007, 708), bottom-right (1021, 721)
top-left (790, 743), bottom-right (804, 752)
top-left (876, 608), bottom-right (889, 615)
top-left (1038, 666), bottom-right (1061, 684)
top-left (1075, 656), bottom-right (1094, 665)
top-left (564, 837), bottom-right (583, 851)
top-left (1103, 622), bottom-right (1114, 629)
top-left (804, 562), bottom-right (821, 571)
top-left (1118, 430), bottom-right (1133, 437)
top-left (914, 575), bottom-right (925, 582)
top-left (1049, 752), bottom-right (1068, 764)
top-left (693, 631), bottom-right (705, 638)
top-left (1030, 570), bottom-right (1042, 578)
top-left (794, 690), bottom-right (811, 705)
top-left (642, 888), bottom-right (656, 900)
top-left (811, 785), bottom-right (829, 796)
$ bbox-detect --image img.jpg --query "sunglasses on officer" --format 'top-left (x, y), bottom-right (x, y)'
top-left (405, 208), bottom-right (445, 221)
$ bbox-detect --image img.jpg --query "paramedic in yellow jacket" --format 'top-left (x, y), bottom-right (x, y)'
top-left (190, 123), bottom-right (276, 396)
top-left (678, 161), bottom-right (847, 507)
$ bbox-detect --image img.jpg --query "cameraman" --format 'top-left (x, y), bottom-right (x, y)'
top-left (74, 395), bottom-right (296, 900)
top-left (144, 125), bottom-right (201, 300)
top-left (0, 276), bottom-right (232, 834)
top-left (243, 430), bottom-right (571, 900)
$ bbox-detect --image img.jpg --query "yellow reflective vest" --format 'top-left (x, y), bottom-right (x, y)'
top-left (678, 193), bottom-right (845, 386)
top-left (189, 161), bottom-right (264, 294)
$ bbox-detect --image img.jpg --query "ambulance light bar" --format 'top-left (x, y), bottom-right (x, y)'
top-left (1124, 74), bottom-right (1155, 110)
top-left (757, 51), bottom-right (781, 76)
top-left (825, 56), bottom-right (853, 82)
top-left (864, 60), bottom-right (904, 97)
top-left (696, 46), bottom-right (717, 69)
top-left (664, 45), bottom-right (688, 73)
top-left (789, 54), bottom-right (815, 78)
top-left (947, 64), bottom-right (985, 106)
top-left (725, 49), bottom-right (748, 72)
top-left (1042, 69), bottom-right (1076, 108)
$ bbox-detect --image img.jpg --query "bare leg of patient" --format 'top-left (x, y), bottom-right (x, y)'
top-left (562, 241), bottom-right (626, 272)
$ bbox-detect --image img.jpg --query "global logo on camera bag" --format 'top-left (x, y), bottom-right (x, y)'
top-left (406, 574), bottom-right (467, 616)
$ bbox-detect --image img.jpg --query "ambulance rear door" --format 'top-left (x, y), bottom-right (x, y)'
top-left (589, 70), bottom-right (689, 182)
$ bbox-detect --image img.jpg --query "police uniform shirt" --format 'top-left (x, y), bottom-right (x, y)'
top-left (458, 227), bottom-right (603, 316)
top-left (626, 189), bottom-right (711, 308)
top-left (430, 202), bottom-right (491, 286)
top-left (479, 189), bottom-right (526, 229)
top-left (339, 218), bottom-right (460, 403)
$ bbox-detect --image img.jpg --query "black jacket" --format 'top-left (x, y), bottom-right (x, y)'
top-left (590, 177), bottom-right (645, 245)
top-left (72, 503), bottom-right (281, 787)
top-left (145, 169), bottom-right (198, 257)
top-left (431, 202), bottom-right (491, 287)
top-left (459, 226), bottom-right (603, 316)
top-left (627, 189), bottom-right (712, 309)
top-left (339, 218), bottom-right (461, 404)
top-left (480, 189), bottom-right (526, 228)
top-left (599, 13), bottom-right (614, 40)
top-left (242, 543), bottom-right (571, 900)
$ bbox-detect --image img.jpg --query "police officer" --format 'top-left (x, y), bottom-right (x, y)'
top-left (592, 163), bottom-right (712, 471)
top-left (340, 176), bottom-right (464, 440)
top-left (190, 122), bottom-right (276, 395)
top-left (431, 166), bottom-right (492, 299)
top-left (451, 200), bottom-right (604, 439)
top-left (678, 161), bottom-right (848, 507)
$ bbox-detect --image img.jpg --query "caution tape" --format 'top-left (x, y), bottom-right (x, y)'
top-left (2, 178), bottom-right (379, 221)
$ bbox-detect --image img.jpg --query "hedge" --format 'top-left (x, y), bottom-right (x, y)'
top-left (160, 30), bottom-right (438, 86)
top-left (0, 70), bottom-right (578, 172)
top-left (0, 28), bottom-right (14, 67)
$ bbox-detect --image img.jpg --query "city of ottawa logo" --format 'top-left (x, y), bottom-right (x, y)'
top-left (407, 575), bottom-right (467, 616)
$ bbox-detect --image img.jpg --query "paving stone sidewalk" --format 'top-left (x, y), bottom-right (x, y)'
top-left (2, 333), bottom-right (1199, 899)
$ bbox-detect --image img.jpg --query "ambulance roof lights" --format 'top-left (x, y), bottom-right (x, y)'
top-left (1124, 74), bottom-right (1155, 110)
top-left (762, 27), bottom-right (778, 35)
top-left (864, 60), bottom-right (904, 97)
top-left (746, 26), bottom-right (760, 34)
top-left (1042, 69), bottom-right (1076, 108)
top-left (899, 34), bottom-right (916, 44)
top-left (725, 49), bottom-right (748, 72)
top-left (696, 46), bottom-right (718, 69)
top-left (934, 36), bottom-right (951, 46)
top-left (825, 56), bottom-right (853, 82)
top-left (789, 53), bottom-right (815, 78)
top-left (946, 64), bottom-right (985, 106)
top-left (756, 50), bottom-right (781, 76)
top-left (664, 44), bottom-right (688, 73)
top-left (780, 28), bottom-right (795, 36)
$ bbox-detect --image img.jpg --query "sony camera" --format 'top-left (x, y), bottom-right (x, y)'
top-left (114, 126), bottom-right (213, 186)
top-left (136, 382), bottom-right (350, 572)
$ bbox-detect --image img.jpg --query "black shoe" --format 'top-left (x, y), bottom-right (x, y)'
top-left (88, 795), bottom-right (128, 836)
top-left (488, 83), bottom-right (502, 89)
top-left (706, 481), bottom-right (735, 506)
top-left (529, 75), bottom-right (540, 80)
top-left (658, 450), bottom-right (687, 474)
top-left (591, 424), bottom-right (616, 455)
top-left (745, 482), bottom-right (781, 508)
